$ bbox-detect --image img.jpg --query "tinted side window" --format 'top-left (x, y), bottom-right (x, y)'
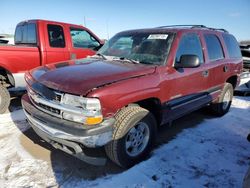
top-left (222, 34), bottom-right (241, 58)
top-left (14, 23), bottom-right (37, 44)
top-left (204, 34), bottom-right (224, 61)
top-left (48, 25), bottom-right (65, 48)
top-left (27, 24), bottom-right (37, 43)
top-left (15, 26), bottom-right (22, 43)
top-left (70, 28), bottom-right (100, 50)
top-left (175, 33), bottom-right (204, 63)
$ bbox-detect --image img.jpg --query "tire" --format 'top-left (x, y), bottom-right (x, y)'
top-left (105, 106), bottom-right (157, 168)
top-left (0, 84), bottom-right (10, 114)
top-left (210, 83), bottom-right (233, 116)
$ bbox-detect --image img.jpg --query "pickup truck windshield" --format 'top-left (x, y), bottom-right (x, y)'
top-left (98, 32), bottom-right (174, 65)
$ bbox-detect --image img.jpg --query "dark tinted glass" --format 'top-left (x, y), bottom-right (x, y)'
top-left (27, 24), bottom-right (37, 43)
top-left (175, 33), bottom-right (204, 63)
top-left (14, 23), bottom-right (37, 44)
top-left (15, 26), bottom-right (22, 43)
top-left (47, 25), bottom-right (65, 48)
top-left (204, 34), bottom-right (224, 61)
top-left (223, 34), bottom-right (241, 58)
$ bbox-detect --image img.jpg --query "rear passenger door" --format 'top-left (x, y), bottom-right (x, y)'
top-left (202, 33), bottom-right (227, 90)
top-left (69, 27), bottom-right (101, 59)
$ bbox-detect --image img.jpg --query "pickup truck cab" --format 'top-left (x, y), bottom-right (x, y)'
top-left (0, 19), bottom-right (103, 113)
top-left (22, 25), bottom-right (243, 168)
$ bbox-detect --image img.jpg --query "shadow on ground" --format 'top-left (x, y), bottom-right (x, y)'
top-left (9, 93), bottom-right (249, 186)
top-left (8, 90), bottom-right (26, 112)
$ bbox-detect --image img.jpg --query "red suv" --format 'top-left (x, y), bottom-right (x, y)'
top-left (22, 25), bottom-right (243, 168)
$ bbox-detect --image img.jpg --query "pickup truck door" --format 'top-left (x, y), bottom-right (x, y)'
top-left (44, 24), bottom-right (70, 64)
top-left (68, 27), bottom-right (101, 60)
top-left (162, 32), bottom-right (211, 123)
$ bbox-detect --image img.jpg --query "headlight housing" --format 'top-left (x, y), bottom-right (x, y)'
top-left (61, 94), bottom-right (103, 125)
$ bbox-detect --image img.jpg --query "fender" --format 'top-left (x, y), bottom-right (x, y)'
top-left (90, 73), bottom-right (161, 117)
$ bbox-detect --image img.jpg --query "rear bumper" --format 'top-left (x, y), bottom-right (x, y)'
top-left (21, 94), bottom-right (115, 165)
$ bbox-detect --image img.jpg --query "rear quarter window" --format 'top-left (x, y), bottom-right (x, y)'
top-left (15, 23), bottom-right (37, 44)
top-left (222, 34), bottom-right (242, 58)
top-left (204, 34), bottom-right (224, 61)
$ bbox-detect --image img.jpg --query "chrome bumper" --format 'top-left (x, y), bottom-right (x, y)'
top-left (22, 94), bottom-right (115, 166)
top-left (24, 109), bottom-right (113, 148)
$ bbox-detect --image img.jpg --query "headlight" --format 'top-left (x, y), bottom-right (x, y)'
top-left (61, 94), bottom-right (103, 125)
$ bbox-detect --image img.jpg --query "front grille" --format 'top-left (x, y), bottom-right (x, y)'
top-left (27, 84), bottom-right (62, 117)
top-left (37, 102), bottom-right (61, 115)
top-left (53, 92), bottom-right (62, 103)
top-left (31, 82), bottom-right (62, 103)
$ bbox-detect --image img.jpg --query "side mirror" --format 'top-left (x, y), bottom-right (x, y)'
top-left (175, 55), bottom-right (200, 68)
top-left (100, 39), bottom-right (106, 45)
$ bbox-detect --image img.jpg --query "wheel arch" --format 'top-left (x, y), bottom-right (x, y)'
top-left (129, 97), bottom-right (163, 126)
top-left (226, 75), bottom-right (238, 89)
top-left (0, 66), bottom-right (15, 87)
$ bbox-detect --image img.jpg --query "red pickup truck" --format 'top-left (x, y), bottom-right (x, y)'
top-left (0, 19), bottom-right (103, 113)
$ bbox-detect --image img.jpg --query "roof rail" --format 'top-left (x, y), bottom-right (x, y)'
top-left (157, 25), bottom-right (228, 33)
top-left (157, 25), bottom-right (206, 28)
top-left (201, 26), bottom-right (228, 33)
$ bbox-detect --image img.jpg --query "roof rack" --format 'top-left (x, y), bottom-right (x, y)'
top-left (157, 25), bottom-right (228, 33)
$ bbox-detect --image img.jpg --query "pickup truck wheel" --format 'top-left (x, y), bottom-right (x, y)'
top-left (0, 85), bottom-right (10, 114)
top-left (211, 83), bottom-right (233, 116)
top-left (105, 106), bottom-right (157, 168)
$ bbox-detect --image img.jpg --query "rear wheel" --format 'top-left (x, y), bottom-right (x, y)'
top-left (105, 106), bottom-right (157, 168)
top-left (0, 84), bottom-right (10, 114)
top-left (210, 83), bottom-right (233, 116)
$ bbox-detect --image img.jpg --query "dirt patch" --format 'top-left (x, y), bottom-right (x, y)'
top-left (19, 129), bottom-right (52, 162)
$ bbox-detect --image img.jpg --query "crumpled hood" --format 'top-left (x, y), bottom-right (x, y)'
top-left (31, 58), bottom-right (156, 96)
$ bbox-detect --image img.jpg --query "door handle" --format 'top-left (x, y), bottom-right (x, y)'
top-left (71, 53), bottom-right (76, 59)
top-left (202, 70), bottom-right (209, 77)
top-left (223, 65), bottom-right (228, 72)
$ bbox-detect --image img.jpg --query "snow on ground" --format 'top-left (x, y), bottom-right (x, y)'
top-left (0, 96), bottom-right (250, 188)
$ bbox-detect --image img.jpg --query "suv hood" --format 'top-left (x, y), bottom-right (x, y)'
top-left (31, 58), bottom-right (156, 96)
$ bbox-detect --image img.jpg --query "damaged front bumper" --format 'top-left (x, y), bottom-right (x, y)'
top-left (21, 94), bottom-right (115, 165)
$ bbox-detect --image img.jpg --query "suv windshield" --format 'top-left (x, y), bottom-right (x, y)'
top-left (98, 32), bottom-right (174, 65)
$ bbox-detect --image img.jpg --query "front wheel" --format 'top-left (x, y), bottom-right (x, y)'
top-left (105, 106), bottom-right (157, 168)
top-left (0, 84), bottom-right (10, 114)
top-left (210, 83), bottom-right (233, 116)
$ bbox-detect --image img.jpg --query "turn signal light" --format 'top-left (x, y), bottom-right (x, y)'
top-left (85, 116), bottom-right (103, 125)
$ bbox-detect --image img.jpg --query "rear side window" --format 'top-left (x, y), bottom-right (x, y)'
top-left (15, 23), bottom-right (37, 44)
top-left (204, 34), bottom-right (224, 61)
top-left (175, 33), bottom-right (204, 63)
top-left (222, 34), bottom-right (241, 58)
top-left (47, 24), bottom-right (65, 48)
top-left (70, 28), bottom-right (100, 50)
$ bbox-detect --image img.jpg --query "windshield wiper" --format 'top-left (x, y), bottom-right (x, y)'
top-left (93, 53), bottom-right (107, 60)
top-left (140, 61), bottom-right (155, 65)
top-left (118, 57), bottom-right (140, 64)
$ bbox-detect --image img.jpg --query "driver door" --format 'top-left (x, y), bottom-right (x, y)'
top-left (162, 32), bottom-right (210, 122)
